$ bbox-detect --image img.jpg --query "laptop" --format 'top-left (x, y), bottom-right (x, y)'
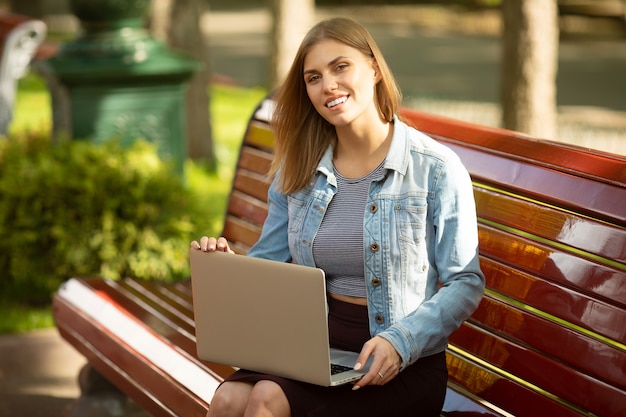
top-left (189, 249), bottom-right (371, 386)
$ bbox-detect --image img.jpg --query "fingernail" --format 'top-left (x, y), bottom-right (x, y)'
top-left (352, 384), bottom-right (360, 391)
top-left (354, 362), bottom-right (362, 371)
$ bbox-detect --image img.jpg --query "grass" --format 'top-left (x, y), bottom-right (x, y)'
top-left (0, 303), bottom-right (56, 334)
top-left (0, 73), bottom-right (267, 334)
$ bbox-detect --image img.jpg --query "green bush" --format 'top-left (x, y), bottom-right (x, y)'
top-left (0, 132), bottom-right (198, 304)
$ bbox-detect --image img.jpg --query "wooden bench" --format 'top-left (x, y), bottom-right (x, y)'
top-left (53, 96), bottom-right (626, 417)
top-left (0, 13), bottom-right (47, 135)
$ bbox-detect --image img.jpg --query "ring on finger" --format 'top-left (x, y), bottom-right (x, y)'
top-left (378, 371), bottom-right (384, 378)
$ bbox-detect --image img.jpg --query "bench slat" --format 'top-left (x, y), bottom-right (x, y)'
top-left (236, 146), bottom-right (273, 176)
top-left (451, 318), bottom-right (626, 417)
top-left (481, 257), bottom-right (626, 350)
top-left (474, 186), bottom-right (626, 264)
top-left (88, 280), bottom-right (203, 367)
top-left (55, 301), bottom-right (202, 417)
top-left (122, 279), bottom-right (196, 328)
top-left (244, 121), bottom-right (276, 151)
top-left (479, 224), bottom-right (626, 312)
top-left (94, 279), bottom-right (237, 381)
top-left (227, 190), bottom-right (269, 228)
top-left (232, 168), bottom-right (272, 204)
top-left (222, 215), bottom-right (264, 251)
top-left (54, 278), bottom-right (223, 417)
top-left (402, 109), bottom-right (626, 186)
top-left (447, 141), bottom-right (626, 225)
top-left (446, 349), bottom-right (587, 417)
top-left (468, 290), bottom-right (626, 390)
top-left (111, 280), bottom-right (197, 338)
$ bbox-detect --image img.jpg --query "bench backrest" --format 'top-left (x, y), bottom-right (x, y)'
top-left (224, 97), bottom-right (626, 417)
top-left (0, 13), bottom-right (47, 134)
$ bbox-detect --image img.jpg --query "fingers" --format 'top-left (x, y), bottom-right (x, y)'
top-left (352, 336), bottom-right (401, 390)
top-left (190, 237), bottom-right (234, 253)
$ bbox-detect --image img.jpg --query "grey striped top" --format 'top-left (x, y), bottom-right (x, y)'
top-left (312, 161), bottom-right (386, 298)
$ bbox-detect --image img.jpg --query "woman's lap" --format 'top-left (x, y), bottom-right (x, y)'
top-left (223, 351), bottom-right (447, 417)
top-left (218, 297), bottom-right (447, 416)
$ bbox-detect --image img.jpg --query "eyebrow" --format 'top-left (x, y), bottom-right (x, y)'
top-left (303, 55), bottom-right (349, 75)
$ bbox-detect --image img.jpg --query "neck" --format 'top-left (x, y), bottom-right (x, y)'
top-left (333, 119), bottom-right (393, 178)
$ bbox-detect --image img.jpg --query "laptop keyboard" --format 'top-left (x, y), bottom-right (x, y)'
top-left (330, 363), bottom-right (353, 375)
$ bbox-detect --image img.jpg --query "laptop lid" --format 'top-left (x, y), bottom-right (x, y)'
top-left (190, 250), bottom-right (366, 386)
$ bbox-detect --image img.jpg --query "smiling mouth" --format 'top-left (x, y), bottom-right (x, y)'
top-left (326, 96), bottom-right (348, 108)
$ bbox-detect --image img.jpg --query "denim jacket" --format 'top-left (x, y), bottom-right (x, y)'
top-left (248, 117), bottom-right (485, 369)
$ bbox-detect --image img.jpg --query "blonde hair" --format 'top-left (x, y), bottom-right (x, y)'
top-left (270, 17), bottom-right (402, 194)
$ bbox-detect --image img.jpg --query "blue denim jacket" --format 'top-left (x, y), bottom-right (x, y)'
top-left (248, 118), bottom-right (485, 369)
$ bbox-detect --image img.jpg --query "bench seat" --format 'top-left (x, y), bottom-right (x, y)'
top-left (54, 97), bottom-right (626, 417)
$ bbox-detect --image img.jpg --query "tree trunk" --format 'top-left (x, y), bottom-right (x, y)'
top-left (501, 0), bottom-right (559, 140)
top-left (151, 0), bottom-right (215, 165)
top-left (268, 0), bottom-right (315, 89)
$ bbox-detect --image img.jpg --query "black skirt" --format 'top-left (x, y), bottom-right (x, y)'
top-left (221, 296), bottom-right (448, 417)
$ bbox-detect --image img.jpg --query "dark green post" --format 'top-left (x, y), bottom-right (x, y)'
top-left (48, 0), bottom-right (200, 175)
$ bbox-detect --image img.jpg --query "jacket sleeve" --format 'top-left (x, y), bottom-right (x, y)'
top-left (246, 176), bottom-right (292, 263)
top-left (379, 152), bottom-right (485, 367)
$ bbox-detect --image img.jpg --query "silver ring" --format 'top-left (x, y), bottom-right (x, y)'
top-left (378, 371), bottom-right (384, 378)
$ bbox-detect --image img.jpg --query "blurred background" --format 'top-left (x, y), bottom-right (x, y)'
top-left (0, 1), bottom-right (624, 416)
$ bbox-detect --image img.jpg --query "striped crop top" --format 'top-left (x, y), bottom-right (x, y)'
top-left (312, 161), bottom-right (386, 298)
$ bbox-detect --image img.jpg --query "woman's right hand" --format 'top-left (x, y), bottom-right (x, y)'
top-left (190, 236), bottom-right (235, 254)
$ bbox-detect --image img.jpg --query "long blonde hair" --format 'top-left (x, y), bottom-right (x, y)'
top-left (270, 17), bottom-right (402, 194)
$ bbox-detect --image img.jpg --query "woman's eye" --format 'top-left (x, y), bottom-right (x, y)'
top-left (307, 74), bottom-right (320, 83)
top-left (336, 63), bottom-right (348, 71)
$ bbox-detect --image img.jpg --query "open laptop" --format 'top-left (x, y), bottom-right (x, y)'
top-left (189, 249), bottom-right (371, 386)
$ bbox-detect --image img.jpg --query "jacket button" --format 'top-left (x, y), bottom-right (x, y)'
top-left (375, 314), bottom-right (384, 324)
top-left (369, 204), bottom-right (378, 214)
top-left (371, 277), bottom-right (381, 287)
top-left (370, 243), bottom-right (379, 253)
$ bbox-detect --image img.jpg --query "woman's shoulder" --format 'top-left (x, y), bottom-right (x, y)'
top-left (396, 118), bottom-right (460, 163)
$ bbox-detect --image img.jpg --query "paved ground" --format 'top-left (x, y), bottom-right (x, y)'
top-left (0, 329), bottom-right (85, 417)
top-left (1, 5), bottom-right (625, 417)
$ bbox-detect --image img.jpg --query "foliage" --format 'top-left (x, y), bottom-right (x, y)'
top-left (0, 74), bottom-right (266, 332)
top-left (0, 134), bottom-right (198, 303)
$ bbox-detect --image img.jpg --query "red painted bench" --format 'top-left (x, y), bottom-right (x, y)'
top-left (54, 97), bottom-right (626, 417)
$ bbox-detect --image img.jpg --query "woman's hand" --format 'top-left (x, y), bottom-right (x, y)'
top-left (352, 336), bottom-right (401, 390)
top-left (190, 236), bottom-right (235, 254)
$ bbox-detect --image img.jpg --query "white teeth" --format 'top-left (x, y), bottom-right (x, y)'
top-left (326, 97), bottom-right (347, 108)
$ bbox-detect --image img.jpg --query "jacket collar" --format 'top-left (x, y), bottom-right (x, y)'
top-left (317, 116), bottom-right (409, 180)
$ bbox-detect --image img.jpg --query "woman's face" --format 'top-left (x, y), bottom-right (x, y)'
top-left (303, 39), bottom-right (380, 130)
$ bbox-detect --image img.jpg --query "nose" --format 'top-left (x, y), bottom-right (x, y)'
top-left (323, 75), bottom-right (338, 93)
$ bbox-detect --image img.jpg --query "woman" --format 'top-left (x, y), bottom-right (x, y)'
top-left (191, 17), bottom-right (485, 417)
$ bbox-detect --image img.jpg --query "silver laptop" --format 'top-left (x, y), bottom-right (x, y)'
top-left (189, 249), bottom-right (371, 386)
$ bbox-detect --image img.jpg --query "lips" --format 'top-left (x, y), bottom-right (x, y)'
top-left (325, 96), bottom-right (348, 108)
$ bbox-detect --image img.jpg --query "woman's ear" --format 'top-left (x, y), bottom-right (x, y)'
top-left (372, 60), bottom-right (381, 83)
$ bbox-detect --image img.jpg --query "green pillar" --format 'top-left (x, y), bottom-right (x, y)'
top-left (48, 0), bottom-right (200, 175)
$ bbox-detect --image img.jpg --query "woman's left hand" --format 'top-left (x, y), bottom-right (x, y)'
top-left (351, 336), bottom-right (401, 390)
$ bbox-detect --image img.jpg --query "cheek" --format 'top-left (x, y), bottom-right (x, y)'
top-left (306, 86), bottom-right (325, 111)
top-left (305, 84), bottom-right (314, 101)
top-left (358, 71), bottom-right (377, 92)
